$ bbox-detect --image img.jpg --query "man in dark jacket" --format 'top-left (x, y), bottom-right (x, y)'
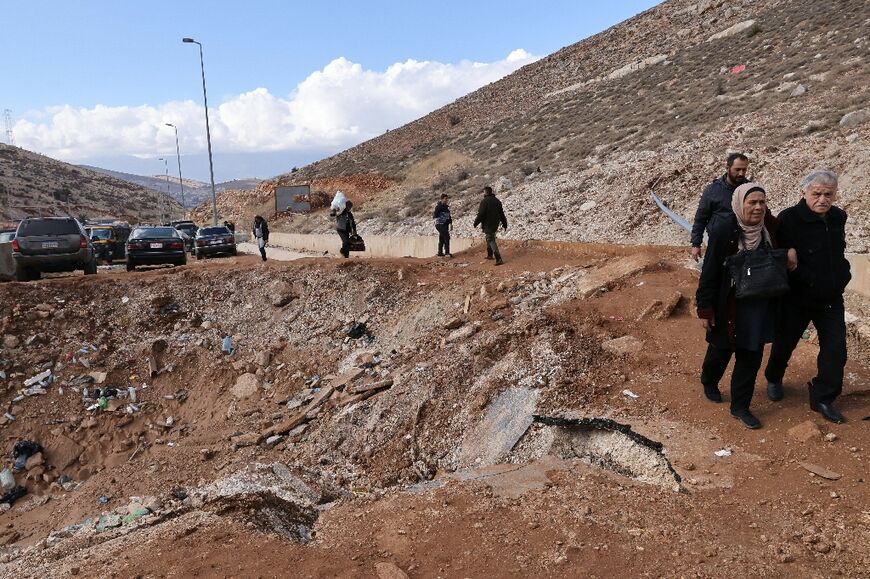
top-left (333, 200), bottom-right (357, 258)
top-left (251, 215), bottom-right (269, 261)
top-left (764, 171), bottom-right (851, 423)
top-left (473, 186), bottom-right (507, 265)
top-left (433, 194), bottom-right (453, 257)
top-left (691, 153), bottom-right (750, 261)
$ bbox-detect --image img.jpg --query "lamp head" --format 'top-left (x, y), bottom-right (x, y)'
top-left (182, 37), bottom-right (195, 43)
top-left (165, 123), bottom-right (174, 128)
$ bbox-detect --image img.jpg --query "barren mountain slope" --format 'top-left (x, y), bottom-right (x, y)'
top-left (0, 144), bottom-right (182, 224)
top-left (257, 0), bottom-right (870, 251)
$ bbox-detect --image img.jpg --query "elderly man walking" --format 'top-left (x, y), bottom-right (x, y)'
top-left (690, 153), bottom-right (750, 262)
top-left (764, 170), bottom-right (852, 423)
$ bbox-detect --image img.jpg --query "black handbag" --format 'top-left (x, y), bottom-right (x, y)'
top-left (725, 242), bottom-right (789, 299)
top-left (348, 234), bottom-right (366, 252)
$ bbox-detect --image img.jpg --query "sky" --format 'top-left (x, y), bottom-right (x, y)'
top-left (1, 1), bottom-right (659, 182)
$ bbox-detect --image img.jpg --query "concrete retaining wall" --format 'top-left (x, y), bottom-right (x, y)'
top-left (0, 243), bottom-right (15, 282)
top-left (268, 232), bottom-right (481, 259)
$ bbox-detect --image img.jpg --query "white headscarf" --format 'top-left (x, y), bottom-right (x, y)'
top-left (731, 182), bottom-right (770, 251)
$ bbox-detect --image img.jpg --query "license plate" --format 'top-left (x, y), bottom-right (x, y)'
top-left (149, 242), bottom-right (162, 249)
top-left (209, 240), bottom-right (221, 245)
top-left (42, 241), bottom-right (59, 248)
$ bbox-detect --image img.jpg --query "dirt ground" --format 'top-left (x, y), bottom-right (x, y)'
top-left (0, 242), bottom-right (868, 578)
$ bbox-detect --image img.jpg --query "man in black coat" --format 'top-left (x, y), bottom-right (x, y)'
top-left (473, 186), bottom-right (507, 265)
top-left (690, 153), bottom-right (750, 262)
top-left (764, 170), bottom-right (852, 423)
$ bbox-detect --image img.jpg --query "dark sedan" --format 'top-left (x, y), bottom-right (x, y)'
top-left (194, 226), bottom-right (237, 259)
top-left (126, 227), bottom-right (187, 271)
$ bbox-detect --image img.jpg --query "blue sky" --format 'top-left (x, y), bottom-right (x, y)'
top-left (2, 1), bottom-right (658, 181)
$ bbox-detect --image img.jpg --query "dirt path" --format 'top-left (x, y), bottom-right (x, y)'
top-left (0, 241), bottom-right (867, 577)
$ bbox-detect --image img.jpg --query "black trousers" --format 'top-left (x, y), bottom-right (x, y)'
top-left (337, 229), bottom-right (350, 257)
top-left (436, 224), bottom-right (450, 255)
top-left (701, 344), bottom-right (764, 411)
top-left (765, 302), bottom-right (846, 405)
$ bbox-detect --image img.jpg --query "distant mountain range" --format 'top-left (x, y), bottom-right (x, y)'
top-left (79, 165), bottom-right (262, 209)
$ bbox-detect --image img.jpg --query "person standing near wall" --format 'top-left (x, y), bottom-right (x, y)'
top-left (334, 200), bottom-right (357, 258)
top-left (473, 186), bottom-right (507, 266)
top-left (434, 193), bottom-right (453, 258)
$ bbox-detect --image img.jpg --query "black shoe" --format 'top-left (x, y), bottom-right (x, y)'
top-left (485, 255), bottom-right (494, 260)
top-left (703, 385), bottom-right (723, 403)
top-left (436, 253), bottom-right (444, 257)
top-left (495, 259), bottom-right (504, 266)
top-left (730, 408), bottom-right (761, 429)
top-left (766, 381), bottom-right (784, 401)
top-left (810, 402), bottom-right (845, 424)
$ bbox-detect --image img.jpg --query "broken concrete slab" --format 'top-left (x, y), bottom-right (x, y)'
top-left (534, 415), bottom-right (681, 491)
top-left (459, 386), bottom-right (539, 468)
top-left (330, 368), bottom-right (365, 389)
top-left (349, 378), bottom-right (393, 395)
top-left (575, 254), bottom-right (660, 298)
top-left (446, 322), bottom-right (480, 344)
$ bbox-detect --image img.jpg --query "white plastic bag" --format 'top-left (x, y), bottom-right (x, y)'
top-left (330, 190), bottom-right (347, 213)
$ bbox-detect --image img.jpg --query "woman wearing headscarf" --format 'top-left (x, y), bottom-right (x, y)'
top-left (695, 182), bottom-right (792, 429)
top-left (251, 215), bottom-right (269, 261)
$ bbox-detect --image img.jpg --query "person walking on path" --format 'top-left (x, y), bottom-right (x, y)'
top-left (434, 193), bottom-right (453, 257)
top-left (695, 182), bottom-right (787, 429)
top-left (691, 153), bottom-right (750, 262)
top-left (251, 215), bottom-right (269, 261)
top-left (763, 170), bottom-right (851, 423)
top-left (473, 186), bottom-right (507, 265)
top-left (334, 200), bottom-right (357, 258)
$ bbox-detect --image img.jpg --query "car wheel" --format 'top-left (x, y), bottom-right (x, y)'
top-left (126, 261), bottom-right (135, 272)
top-left (230, 248), bottom-right (237, 256)
top-left (195, 252), bottom-right (202, 260)
top-left (84, 259), bottom-right (98, 275)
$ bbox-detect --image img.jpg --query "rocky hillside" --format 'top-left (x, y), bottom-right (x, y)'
top-left (0, 144), bottom-right (182, 225)
top-left (258, 0), bottom-right (870, 251)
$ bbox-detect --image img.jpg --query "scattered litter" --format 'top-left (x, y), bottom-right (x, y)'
top-left (3, 413), bottom-right (14, 422)
top-left (622, 389), bottom-right (640, 399)
top-left (128, 386), bottom-right (137, 402)
top-left (0, 486), bottom-right (26, 506)
top-left (11, 440), bottom-right (42, 471)
top-left (0, 468), bottom-right (15, 491)
top-left (98, 495), bottom-right (111, 505)
top-left (610, 315), bottom-right (625, 321)
top-left (714, 449), bottom-right (732, 458)
top-left (221, 336), bottom-right (236, 356)
top-left (159, 302), bottom-right (180, 315)
top-left (0, 371), bottom-right (6, 380)
top-left (346, 322), bottom-right (368, 340)
top-left (24, 369), bottom-right (52, 387)
top-left (22, 385), bottom-right (48, 396)
top-left (173, 389), bottom-right (188, 403)
top-left (121, 296), bottom-right (129, 304)
top-left (730, 64), bottom-right (746, 74)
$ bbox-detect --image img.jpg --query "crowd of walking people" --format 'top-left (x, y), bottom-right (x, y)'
top-left (692, 154), bottom-right (852, 428)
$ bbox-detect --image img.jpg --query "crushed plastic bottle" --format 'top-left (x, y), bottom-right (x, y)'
top-left (221, 336), bottom-right (235, 356)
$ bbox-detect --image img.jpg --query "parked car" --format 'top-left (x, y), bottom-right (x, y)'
top-left (85, 222), bottom-right (131, 263)
top-left (125, 226), bottom-right (187, 271)
top-left (10, 217), bottom-right (97, 281)
top-left (194, 226), bottom-right (237, 259)
top-left (0, 230), bottom-right (15, 243)
top-left (171, 220), bottom-right (198, 253)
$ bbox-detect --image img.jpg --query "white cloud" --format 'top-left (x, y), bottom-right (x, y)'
top-left (12, 50), bottom-right (538, 163)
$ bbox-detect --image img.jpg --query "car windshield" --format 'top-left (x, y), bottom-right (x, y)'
top-left (131, 227), bottom-right (179, 239)
top-left (18, 219), bottom-right (81, 236)
top-left (199, 227), bottom-right (231, 236)
top-left (90, 229), bottom-right (112, 240)
top-left (175, 224), bottom-right (197, 233)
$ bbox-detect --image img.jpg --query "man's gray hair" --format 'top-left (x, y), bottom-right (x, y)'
top-left (800, 170), bottom-right (838, 192)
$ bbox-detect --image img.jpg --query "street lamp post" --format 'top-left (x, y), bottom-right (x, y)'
top-left (182, 37), bottom-right (218, 226)
top-left (165, 123), bottom-right (186, 217)
top-left (158, 157), bottom-right (171, 222)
